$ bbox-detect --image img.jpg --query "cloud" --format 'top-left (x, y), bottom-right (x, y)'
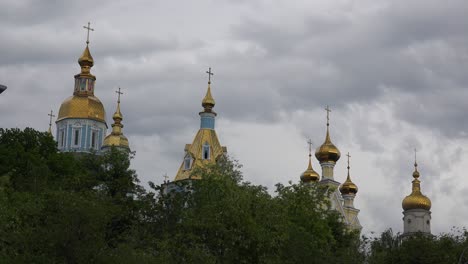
top-left (1, 0), bottom-right (468, 235)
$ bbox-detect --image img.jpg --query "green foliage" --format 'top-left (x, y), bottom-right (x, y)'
top-left (142, 161), bottom-right (363, 263)
top-left (366, 228), bottom-right (468, 264)
top-left (7, 127), bottom-right (467, 263)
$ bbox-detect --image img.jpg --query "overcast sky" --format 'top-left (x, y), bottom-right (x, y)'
top-left (1, 0), bottom-right (467, 236)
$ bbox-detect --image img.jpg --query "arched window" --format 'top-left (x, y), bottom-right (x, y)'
top-left (202, 143), bottom-right (210, 160)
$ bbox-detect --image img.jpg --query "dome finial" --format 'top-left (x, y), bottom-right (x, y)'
top-left (47, 110), bottom-right (55, 135)
top-left (102, 87), bottom-right (130, 150)
top-left (78, 22), bottom-right (95, 74)
top-left (413, 148), bottom-right (420, 179)
top-left (113, 87), bottom-right (123, 122)
top-left (301, 139), bottom-right (319, 183)
top-left (202, 67), bottom-right (216, 112)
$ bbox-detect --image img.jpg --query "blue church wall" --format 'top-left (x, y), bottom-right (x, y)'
top-left (56, 118), bottom-right (107, 153)
top-left (200, 113), bottom-right (215, 129)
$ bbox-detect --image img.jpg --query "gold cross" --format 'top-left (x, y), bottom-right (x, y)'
top-left (346, 152), bottom-right (351, 169)
top-left (325, 105), bottom-right (331, 125)
top-left (83, 22), bottom-right (94, 44)
top-left (48, 110), bottom-right (55, 128)
top-left (115, 87), bottom-right (123, 103)
top-left (307, 139), bottom-right (313, 155)
top-left (206, 67), bottom-right (214, 83)
top-left (414, 148), bottom-right (418, 166)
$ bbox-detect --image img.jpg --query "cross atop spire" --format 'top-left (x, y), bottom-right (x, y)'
top-left (83, 22), bottom-right (94, 45)
top-left (325, 105), bottom-right (331, 126)
top-left (347, 152), bottom-right (351, 170)
top-left (115, 87), bottom-right (123, 103)
top-left (163, 173), bottom-right (169, 183)
top-left (307, 139), bottom-right (313, 157)
top-left (206, 67), bottom-right (214, 84)
top-left (414, 148), bottom-right (418, 167)
top-left (48, 110), bottom-right (55, 134)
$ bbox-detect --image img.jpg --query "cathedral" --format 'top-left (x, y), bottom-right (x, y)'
top-left (299, 109), bottom-right (361, 231)
top-left (50, 24), bottom-right (436, 235)
top-left (54, 24), bottom-right (130, 154)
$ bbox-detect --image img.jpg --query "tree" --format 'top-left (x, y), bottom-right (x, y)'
top-left (138, 159), bottom-right (364, 263)
top-left (367, 228), bottom-right (468, 264)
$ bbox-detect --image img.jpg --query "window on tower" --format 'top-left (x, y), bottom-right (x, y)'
top-left (184, 155), bottom-right (192, 170)
top-left (73, 129), bottom-right (80, 147)
top-left (91, 131), bottom-right (97, 149)
top-left (59, 129), bottom-right (65, 147)
top-left (202, 143), bottom-right (210, 160)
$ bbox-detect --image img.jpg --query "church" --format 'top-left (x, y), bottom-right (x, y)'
top-left (51, 23), bottom-right (434, 235)
top-left (54, 23), bottom-right (130, 154)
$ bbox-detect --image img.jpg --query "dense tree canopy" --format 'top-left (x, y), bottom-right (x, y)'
top-left (0, 128), bottom-right (466, 263)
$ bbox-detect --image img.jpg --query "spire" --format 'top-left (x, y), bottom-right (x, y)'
top-left (47, 110), bottom-right (55, 135)
top-left (202, 67), bottom-right (216, 112)
top-left (102, 87), bottom-right (129, 150)
top-left (301, 139), bottom-right (319, 183)
top-left (340, 152), bottom-right (358, 194)
top-left (78, 22), bottom-right (95, 75)
top-left (315, 105), bottom-right (341, 164)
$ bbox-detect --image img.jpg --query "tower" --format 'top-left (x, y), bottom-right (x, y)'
top-left (174, 68), bottom-right (227, 181)
top-left (339, 153), bottom-right (362, 230)
top-left (315, 106), bottom-right (341, 187)
top-left (402, 152), bottom-right (432, 235)
top-left (102, 88), bottom-right (130, 152)
top-left (56, 23), bottom-right (107, 153)
top-left (300, 139), bottom-right (319, 183)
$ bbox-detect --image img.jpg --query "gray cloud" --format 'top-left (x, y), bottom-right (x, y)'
top-left (1, 0), bottom-right (467, 234)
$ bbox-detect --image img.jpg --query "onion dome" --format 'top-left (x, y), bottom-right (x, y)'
top-left (340, 153), bottom-right (358, 195)
top-left (301, 141), bottom-right (320, 183)
top-left (103, 89), bottom-right (129, 150)
top-left (57, 41), bottom-right (106, 125)
top-left (315, 107), bottom-right (341, 163)
top-left (402, 161), bottom-right (431, 211)
top-left (202, 82), bottom-right (215, 111)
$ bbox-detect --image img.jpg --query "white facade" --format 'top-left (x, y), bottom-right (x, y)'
top-left (403, 209), bottom-right (431, 234)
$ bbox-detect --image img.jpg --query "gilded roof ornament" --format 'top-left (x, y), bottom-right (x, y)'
top-left (315, 105), bottom-right (341, 163)
top-left (402, 150), bottom-right (431, 211)
top-left (340, 152), bottom-right (358, 195)
top-left (202, 67), bottom-right (216, 112)
top-left (78, 22), bottom-right (95, 73)
top-left (301, 139), bottom-right (320, 183)
top-left (47, 110), bottom-right (55, 135)
top-left (103, 87), bottom-right (129, 150)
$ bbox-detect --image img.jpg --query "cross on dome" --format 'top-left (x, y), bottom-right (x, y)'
top-left (115, 87), bottom-right (123, 103)
top-left (83, 22), bottom-right (94, 44)
top-left (206, 67), bottom-right (214, 83)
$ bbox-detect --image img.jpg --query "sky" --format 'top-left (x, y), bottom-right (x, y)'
top-left (1, 0), bottom-right (467, 236)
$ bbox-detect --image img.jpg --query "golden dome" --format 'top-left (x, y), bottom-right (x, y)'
top-left (315, 126), bottom-right (341, 163)
top-left (402, 162), bottom-right (431, 211)
top-left (57, 95), bottom-right (106, 123)
top-left (340, 173), bottom-right (358, 195)
top-left (79, 45), bottom-right (94, 67)
top-left (340, 153), bottom-right (358, 194)
top-left (301, 154), bottom-right (319, 183)
top-left (202, 82), bottom-right (215, 111)
top-left (102, 94), bottom-right (130, 150)
top-left (103, 133), bottom-right (129, 149)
